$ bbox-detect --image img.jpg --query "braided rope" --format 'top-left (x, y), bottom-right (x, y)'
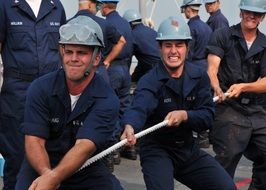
top-left (78, 93), bottom-right (229, 171)
top-left (78, 120), bottom-right (168, 171)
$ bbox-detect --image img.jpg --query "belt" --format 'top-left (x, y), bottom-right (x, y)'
top-left (238, 98), bottom-right (251, 105)
top-left (234, 96), bottom-right (264, 105)
top-left (4, 70), bottom-right (38, 82)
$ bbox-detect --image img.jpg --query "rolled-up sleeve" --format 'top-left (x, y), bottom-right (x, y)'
top-left (206, 28), bottom-right (228, 59)
top-left (22, 80), bottom-right (50, 139)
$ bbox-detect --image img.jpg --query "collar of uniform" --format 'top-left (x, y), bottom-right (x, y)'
top-left (254, 29), bottom-right (266, 48)
top-left (157, 61), bottom-right (202, 97)
top-left (209, 9), bottom-right (221, 20)
top-left (52, 70), bottom-right (108, 122)
top-left (183, 62), bottom-right (203, 98)
top-left (12, 0), bottom-right (56, 7)
top-left (52, 70), bottom-right (108, 99)
top-left (66, 74), bottom-right (109, 122)
top-left (12, 0), bottom-right (57, 21)
top-left (76, 9), bottom-right (95, 17)
top-left (156, 61), bottom-right (201, 81)
top-left (52, 69), bottom-right (69, 97)
top-left (133, 23), bottom-right (144, 29)
top-left (83, 74), bottom-right (109, 98)
top-left (231, 23), bottom-right (243, 39)
top-left (188, 15), bottom-right (200, 23)
top-left (245, 29), bottom-right (266, 59)
top-left (231, 23), bottom-right (266, 48)
top-left (184, 62), bottom-right (202, 79)
top-left (156, 61), bottom-right (172, 81)
top-left (106, 10), bottom-right (119, 18)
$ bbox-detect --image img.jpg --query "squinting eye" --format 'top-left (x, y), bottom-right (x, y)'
top-left (64, 50), bottom-right (72, 55)
top-left (79, 52), bottom-right (88, 55)
top-left (165, 44), bottom-right (172, 48)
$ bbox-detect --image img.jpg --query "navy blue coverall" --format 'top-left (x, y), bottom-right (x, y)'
top-left (207, 23), bottom-right (266, 189)
top-left (15, 70), bottom-right (123, 190)
top-left (122, 61), bottom-right (237, 190)
top-left (206, 9), bottom-right (229, 32)
top-left (104, 10), bottom-right (133, 121)
top-left (73, 10), bottom-right (122, 84)
top-left (0, 0), bottom-right (66, 189)
top-left (187, 15), bottom-right (212, 69)
top-left (130, 23), bottom-right (160, 83)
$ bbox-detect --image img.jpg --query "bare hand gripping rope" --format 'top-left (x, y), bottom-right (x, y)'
top-left (212, 92), bottom-right (230, 102)
top-left (78, 92), bottom-right (230, 171)
top-left (78, 120), bottom-right (168, 171)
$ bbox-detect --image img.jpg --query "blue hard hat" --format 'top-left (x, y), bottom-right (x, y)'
top-left (239, 0), bottom-right (266, 13)
top-left (98, 0), bottom-right (119, 3)
top-left (59, 16), bottom-right (104, 47)
top-left (181, 0), bottom-right (202, 8)
top-left (156, 16), bottom-right (192, 41)
top-left (204, 0), bottom-right (217, 3)
top-left (123, 9), bottom-right (142, 23)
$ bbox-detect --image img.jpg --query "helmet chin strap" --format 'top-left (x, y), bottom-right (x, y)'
top-left (84, 47), bottom-right (99, 78)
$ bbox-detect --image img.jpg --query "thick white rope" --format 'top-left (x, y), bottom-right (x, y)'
top-left (78, 92), bottom-right (230, 171)
top-left (78, 120), bottom-right (168, 171)
top-left (212, 92), bottom-right (230, 102)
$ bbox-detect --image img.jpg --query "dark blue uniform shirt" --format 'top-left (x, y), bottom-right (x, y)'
top-left (22, 69), bottom-right (120, 168)
top-left (207, 23), bottom-right (266, 112)
top-left (0, 2), bottom-right (66, 188)
top-left (131, 23), bottom-right (160, 82)
top-left (187, 15), bottom-right (212, 62)
top-left (0, 0), bottom-right (66, 76)
top-left (122, 61), bottom-right (214, 142)
top-left (206, 9), bottom-right (229, 32)
top-left (105, 11), bottom-right (133, 61)
top-left (74, 10), bottom-right (122, 59)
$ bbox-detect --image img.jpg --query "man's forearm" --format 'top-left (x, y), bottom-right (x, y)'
top-left (51, 139), bottom-right (96, 183)
top-left (242, 77), bottom-right (266, 93)
top-left (207, 54), bottom-right (221, 90)
top-left (104, 36), bottom-right (126, 65)
top-left (25, 135), bottom-right (51, 175)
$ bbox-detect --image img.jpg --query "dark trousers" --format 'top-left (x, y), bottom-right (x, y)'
top-left (211, 104), bottom-right (266, 189)
top-left (139, 137), bottom-right (236, 190)
top-left (96, 64), bottom-right (110, 84)
top-left (0, 117), bottom-right (24, 190)
top-left (108, 63), bottom-right (131, 136)
top-left (0, 78), bottom-right (29, 190)
top-left (108, 63), bottom-right (131, 118)
top-left (15, 159), bottom-right (123, 190)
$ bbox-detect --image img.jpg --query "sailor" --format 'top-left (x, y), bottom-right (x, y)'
top-left (123, 9), bottom-right (160, 83)
top-left (121, 15), bottom-right (236, 190)
top-left (0, 0), bottom-right (66, 189)
top-left (73, 0), bottom-right (126, 84)
top-left (181, 0), bottom-right (213, 148)
top-left (204, 0), bottom-right (229, 31)
top-left (15, 16), bottom-right (123, 190)
top-left (207, 0), bottom-right (266, 189)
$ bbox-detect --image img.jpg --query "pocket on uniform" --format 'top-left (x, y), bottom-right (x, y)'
top-left (9, 32), bottom-right (28, 50)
